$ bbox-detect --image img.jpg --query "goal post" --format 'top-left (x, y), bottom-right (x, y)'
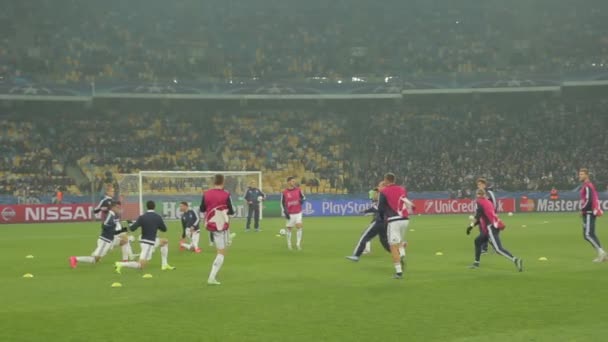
top-left (115, 171), bottom-right (263, 221)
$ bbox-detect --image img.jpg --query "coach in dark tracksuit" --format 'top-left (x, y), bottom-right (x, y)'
top-left (346, 188), bottom-right (390, 262)
top-left (244, 181), bottom-right (265, 232)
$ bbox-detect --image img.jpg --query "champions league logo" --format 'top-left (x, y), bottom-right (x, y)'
top-left (9, 85), bottom-right (53, 95)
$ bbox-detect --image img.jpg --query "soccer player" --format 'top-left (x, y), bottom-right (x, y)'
top-left (69, 201), bottom-right (124, 268)
top-left (378, 173), bottom-right (412, 279)
top-left (93, 186), bottom-right (135, 261)
top-left (200, 174), bottom-right (235, 285)
top-left (114, 200), bottom-right (175, 273)
top-left (244, 180), bottom-right (265, 232)
top-left (346, 182), bottom-right (391, 262)
top-left (578, 168), bottom-right (606, 262)
top-left (281, 176), bottom-right (306, 250)
top-left (466, 189), bottom-right (523, 271)
top-left (476, 178), bottom-right (497, 254)
top-left (179, 201), bottom-right (201, 253)
top-left (93, 187), bottom-right (114, 219)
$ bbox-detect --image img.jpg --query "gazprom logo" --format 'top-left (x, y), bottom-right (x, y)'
top-left (302, 202), bottom-right (315, 215)
top-left (1, 207), bottom-right (16, 222)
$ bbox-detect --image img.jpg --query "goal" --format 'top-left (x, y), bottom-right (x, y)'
top-left (115, 171), bottom-right (263, 221)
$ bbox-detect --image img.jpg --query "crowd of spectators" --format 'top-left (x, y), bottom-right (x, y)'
top-left (1, 0), bottom-right (607, 83)
top-left (356, 99), bottom-right (608, 192)
top-left (0, 109), bottom-right (350, 198)
top-left (2, 94), bottom-right (607, 199)
top-left (0, 119), bottom-right (74, 199)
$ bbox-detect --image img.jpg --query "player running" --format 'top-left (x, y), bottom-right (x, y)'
top-left (578, 168), bottom-right (606, 262)
top-left (179, 202), bottom-right (202, 253)
top-left (378, 173), bottom-right (413, 279)
top-left (476, 178), bottom-right (497, 254)
top-left (114, 200), bottom-right (175, 273)
top-left (281, 176), bottom-right (306, 250)
top-left (200, 174), bottom-right (235, 285)
top-left (69, 201), bottom-right (124, 268)
top-left (346, 182), bottom-right (390, 262)
top-left (467, 189), bottom-right (523, 271)
top-left (244, 180), bottom-right (265, 232)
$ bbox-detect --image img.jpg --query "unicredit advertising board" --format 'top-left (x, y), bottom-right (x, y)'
top-left (412, 198), bottom-right (516, 215)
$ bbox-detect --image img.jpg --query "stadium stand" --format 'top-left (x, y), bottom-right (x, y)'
top-left (1, 0), bottom-right (607, 82)
top-left (1, 96), bottom-right (607, 201)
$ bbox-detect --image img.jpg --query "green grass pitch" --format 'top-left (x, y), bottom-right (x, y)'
top-left (1, 213), bottom-right (608, 342)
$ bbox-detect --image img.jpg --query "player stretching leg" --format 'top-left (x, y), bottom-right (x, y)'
top-left (200, 174), bottom-right (235, 285)
top-left (94, 186), bottom-right (135, 261)
top-left (70, 201), bottom-right (124, 268)
top-left (346, 182), bottom-right (390, 262)
top-left (114, 200), bottom-right (175, 273)
top-left (378, 173), bottom-right (412, 279)
top-left (467, 189), bottom-right (523, 271)
top-left (179, 202), bottom-right (202, 253)
top-left (578, 168), bottom-right (606, 262)
top-left (281, 176), bottom-right (306, 250)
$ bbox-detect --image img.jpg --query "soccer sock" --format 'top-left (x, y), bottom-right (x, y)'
top-left (126, 242), bottom-right (134, 258)
top-left (398, 246), bottom-right (406, 257)
top-left (180, 242), bottom-right (192, 250)
top-left (121, 244), bottom-right (130, 260)
top-left (192, 232), bottom-right (200, 249)
top-left (76, 256), bottom-right (96, 263)
top-left (365, 241), bottom-right (371, 252)
top-left (296, 228), bottom-right (302, 246)
top-left (209, 254), bottom-right (225, 280)
top-left (286, 229), bottom-right (292, 246)
top-left (160, 244), bottom-right (169, 267)
top-left (394, 263), bottom-right (403, 274)
top-left (120, 261), bottom-right (141, 269)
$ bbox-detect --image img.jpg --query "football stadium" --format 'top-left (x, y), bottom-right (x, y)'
top-left (1, 1), bottom-right (608, 341)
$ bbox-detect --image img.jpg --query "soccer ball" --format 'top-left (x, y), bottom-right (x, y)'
top-left (257, 195), bottom-right (264, 202)
top-left (279, 228), bottom-right (286, 236)
top-left (508, 212), bottom-right (514, 216)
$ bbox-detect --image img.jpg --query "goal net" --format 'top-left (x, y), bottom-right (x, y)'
top-left (115, 171), bottom-right (263, 221)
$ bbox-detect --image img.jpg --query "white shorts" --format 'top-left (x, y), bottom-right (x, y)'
top-left (112, 232), bottom-right (127, 248)
top-left (139, 238), bottom-right (161, 261)
top-left (387, 219), bottom-right (409, 245)
top-left (92, 238), bottom-right (113, 258)
top-left (212, 231), bottom-right (230, 249)
top-left (286, 213), bottom-right (303, 228)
